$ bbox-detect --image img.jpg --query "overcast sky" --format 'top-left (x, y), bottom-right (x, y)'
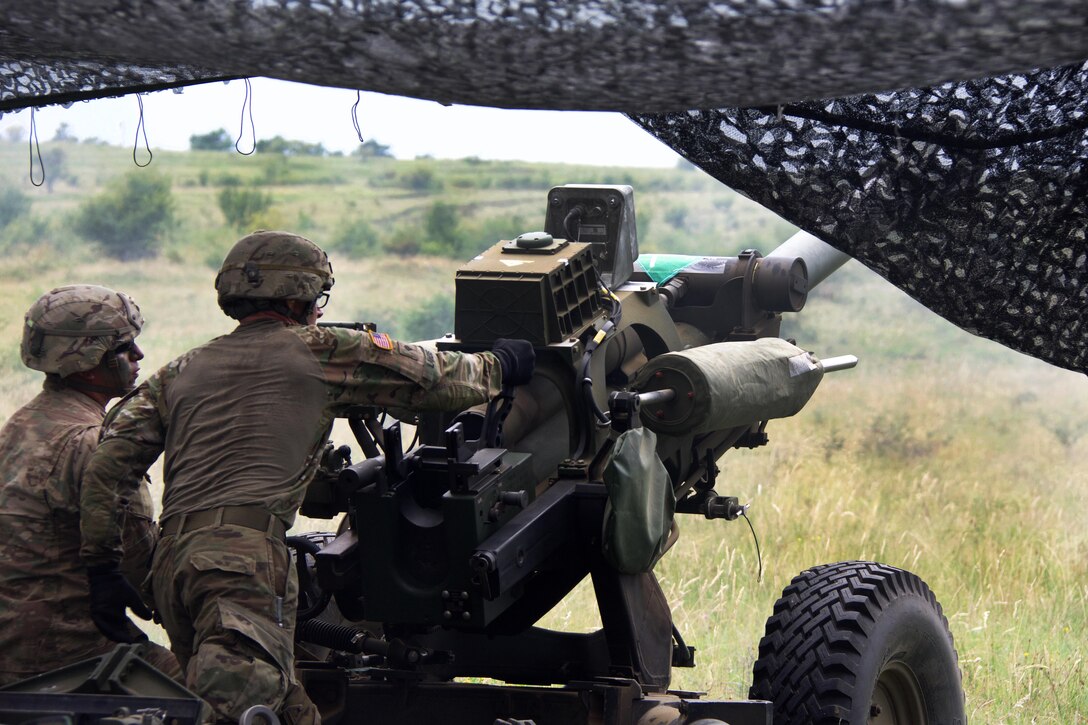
top-left (0, 78), bottom-right (684, 168)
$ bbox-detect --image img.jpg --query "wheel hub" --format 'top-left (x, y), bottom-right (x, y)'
top-left (869, 661), bottom-right (927, 725)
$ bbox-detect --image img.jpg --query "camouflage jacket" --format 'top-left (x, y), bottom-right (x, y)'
top-left (80, 318), bottom-right (503, 565)
top-left (0, 379), bottom-right (157, 683)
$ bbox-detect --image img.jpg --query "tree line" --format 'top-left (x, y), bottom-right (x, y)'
top-left (190, 128), bottom-right (392, 159)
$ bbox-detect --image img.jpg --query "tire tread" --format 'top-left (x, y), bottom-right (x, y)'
top-left (749, 560), bottom-right (962, 724)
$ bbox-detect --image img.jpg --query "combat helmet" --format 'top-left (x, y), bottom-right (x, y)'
top-left (21, 285), bottom-right (144, 377)
top-left (215, 230), bottom-right (334, 307)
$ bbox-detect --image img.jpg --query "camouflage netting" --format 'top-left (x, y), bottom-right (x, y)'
top-left (5, 1), bottom-right (1088, 113)
top-left (2, 1), bottom-right (1087, 372)
top-left (632, 63), bottom-right (1088, 373)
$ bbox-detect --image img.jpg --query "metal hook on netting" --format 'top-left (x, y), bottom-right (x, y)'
top-left (236, 78), bottom-right (256, 155)
top-left (351, 91), bottom-right (365, 143)
top-left (28, 108), bottom-right (44, 187)
top-left (133, 94), bottom-right (153, 167)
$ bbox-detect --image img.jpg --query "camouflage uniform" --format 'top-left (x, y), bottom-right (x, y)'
top-left (80, 232), bottom-right (504, 724)
top-left (0, 381), bottom-right (179, 685)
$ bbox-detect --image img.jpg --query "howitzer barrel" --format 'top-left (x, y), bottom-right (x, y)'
top-left (766, 231), bottom-right (851, 291)
top-left (636, 389), bottom-right (676, 406)
top-left (820, 354), bottom-right (859, 372)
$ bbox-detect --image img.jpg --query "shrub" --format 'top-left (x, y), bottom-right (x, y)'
top-left (255, 136), bottom-right (327, 157)
top-left (663, 204), bottom-right (689, 231)
top-left (189, 128), bottom-right (233, 151)
top-left (463, 212), bottom-right (529, 256)
top-left (353, 140), bottom-right (392, 159)
top-left (39, 147), bottom-right (73, 193)
top-left (860, 411), bottom-right (949, 462)
top-left (382, 224), bottom-right (423, 257)
top-left (218, 187), bottom-right (274, 229)
top-left (71, 171), bottom-right (174, 260)
top-left (260, 156), bottom-right (291, 185)
top-left (397, 166), bottom-right (443, 193)
top-left (329, 218), bottom-right (381, 258)
top-left (401, 294), bottom-right (455, 342)
top-left (0, 187), bottom-right (31, 229)
top-left (420, 201), bottom-right (467, 256)
top-left (0, 214), bottom-right (50, 254)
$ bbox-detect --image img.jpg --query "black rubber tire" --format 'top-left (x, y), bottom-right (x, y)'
top-left (749, 560), bottom-right (965, 725)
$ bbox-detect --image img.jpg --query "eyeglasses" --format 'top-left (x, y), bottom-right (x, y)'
top-left (315, 292), bottom-right (331, 309)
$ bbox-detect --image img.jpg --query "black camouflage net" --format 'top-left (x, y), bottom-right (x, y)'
top-left (632, 63), bottom-right (1088, 373)
top-left (0, 57), bottom-right (223, 112)
top-left (4, 1), bottom-right (1088, 114)
top-left (2, 1), bottom-right (1087, 372)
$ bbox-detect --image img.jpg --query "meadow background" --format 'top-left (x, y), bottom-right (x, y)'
top-left (0, 135), bottom-right (1085, 722)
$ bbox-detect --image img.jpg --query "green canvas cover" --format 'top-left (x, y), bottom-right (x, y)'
top-left (635, 338), bottom-right (824, 435)
top-left (601, 427), bottom-right (675, 575)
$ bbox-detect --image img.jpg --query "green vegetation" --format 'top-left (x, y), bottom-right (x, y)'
top-left (328, 217), bottom-right (381, 259)
top-left (71, 170), bottom-right (175, 260)
top-left (0, 138), bottom-right (1084, 722)
top-left (394, 293), bottom-right (454, 341)
top-left (353, 139), bottom-right (393, 159)
top-left (217, 186), bottom-right (275, 229)
top-left (255, 135), bottom-right (328, 157)
top-left (189, 128), bottom-right (233, 152)
top-left (0, 140), bottom-right (775, 264)
top-left (0, 186), bottom-right (31, 228)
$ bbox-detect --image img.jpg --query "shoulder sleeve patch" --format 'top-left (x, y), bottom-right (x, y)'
top-left (369, 330), bottom-right (394, 350)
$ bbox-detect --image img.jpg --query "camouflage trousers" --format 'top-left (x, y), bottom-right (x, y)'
top-left (0, 513), bottom-right (182, 686)
top-left (151, 523), bottom-right (320, 725)
top-left (0, 633), bottom-right (180, 687)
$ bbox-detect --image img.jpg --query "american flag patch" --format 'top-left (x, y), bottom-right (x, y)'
top-left (368, 330), bottom-right (394, 350)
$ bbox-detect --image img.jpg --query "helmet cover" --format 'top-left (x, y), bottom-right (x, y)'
top-left (215, 230), bottom-right (334, 305)
top-left (21, 284), bottom-right (144, 377)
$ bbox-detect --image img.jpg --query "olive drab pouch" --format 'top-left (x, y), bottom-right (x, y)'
top-left (601, 427), bottom-right (675, 574)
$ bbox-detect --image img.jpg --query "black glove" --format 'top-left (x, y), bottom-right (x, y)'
top-left (491, 338), bottom-right (535, 387)
top-left (87, 563), bottom-right (153, 643)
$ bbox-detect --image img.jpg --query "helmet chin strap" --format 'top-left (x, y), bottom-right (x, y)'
top-left (64, 377), bottom-right (132, 398)
top-left (285, 299), bottom-right (317, 325)
top-left (65, 352), bottom-right (135, 398)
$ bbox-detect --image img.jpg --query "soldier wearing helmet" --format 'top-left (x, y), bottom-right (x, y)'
top-left (0, 285), bottom-right (181, 684)
top-left (79, 232), bottom-right (534, 725)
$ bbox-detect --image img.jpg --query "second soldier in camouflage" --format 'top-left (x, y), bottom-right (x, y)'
top-left (0, 285), bottom-right (180, 684)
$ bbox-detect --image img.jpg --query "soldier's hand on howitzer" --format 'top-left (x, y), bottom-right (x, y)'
top-left (86, 563), bottom-right (153, 643)
top-left (492, 338), bottom-right (535, 387)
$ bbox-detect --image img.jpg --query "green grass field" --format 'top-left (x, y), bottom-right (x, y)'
top-left (0, 139), bottom-right (1084, 722)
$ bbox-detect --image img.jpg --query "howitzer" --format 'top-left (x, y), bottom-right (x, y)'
top-left (1, 186), bottom-right (961, 725)
top-left (0, 185), bottom-right (963, 725)
top-left (289, 187), bottom-right (964, 725)
top-left (272, 185), bottom-right (965, 725)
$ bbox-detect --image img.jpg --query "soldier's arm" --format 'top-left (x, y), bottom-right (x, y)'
top-left (46, 424), bottom-right (100, 517)
top-left (294, 325), bottom-right (503, 411)
top-left (79, 379), bottom-right (167, 567)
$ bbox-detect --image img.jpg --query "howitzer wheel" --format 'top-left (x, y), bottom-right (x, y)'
top-left (749, 560), bottom-right (965, 725)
